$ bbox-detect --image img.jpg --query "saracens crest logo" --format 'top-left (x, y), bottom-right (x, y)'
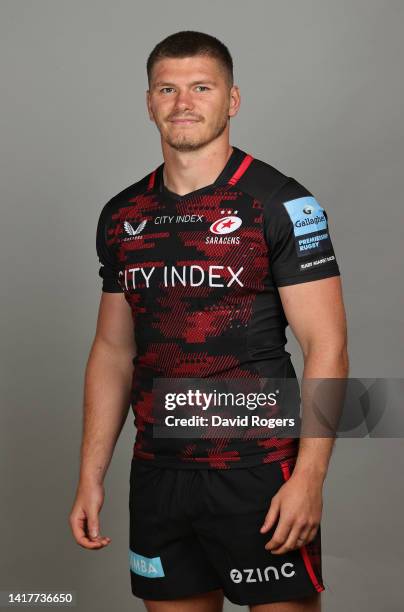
top-left (207, 209), bottom-right (242, 244)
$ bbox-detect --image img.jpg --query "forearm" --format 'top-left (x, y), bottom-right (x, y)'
top-left (293, 346), bottom-right (349, 483)
top-left (79, 338), bottom-right (133, 485)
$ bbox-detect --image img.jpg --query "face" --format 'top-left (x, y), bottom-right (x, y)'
top-left (146, 55), bottom-right (240, 152)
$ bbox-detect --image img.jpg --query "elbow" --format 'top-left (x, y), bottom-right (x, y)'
top-left (302, 337), bottom-right (349, 374)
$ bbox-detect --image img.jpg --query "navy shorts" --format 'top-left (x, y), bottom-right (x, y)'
top-left (128, 456), bottom-right (325, 606)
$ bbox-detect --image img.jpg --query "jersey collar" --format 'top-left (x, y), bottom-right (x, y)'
top-left (151, 145), bottom-right (252, 200)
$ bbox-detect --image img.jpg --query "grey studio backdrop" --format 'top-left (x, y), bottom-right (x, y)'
top-left (1, 1), bottom-right (403, 611)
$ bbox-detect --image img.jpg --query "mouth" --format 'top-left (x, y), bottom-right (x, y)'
top-left (169, 118), bottom-right (200, 124)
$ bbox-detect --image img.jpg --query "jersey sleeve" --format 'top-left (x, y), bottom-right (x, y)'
top-left (96, 201), bottom-right (124, 293)
top-left (263, 177), bottom-right (341, 286)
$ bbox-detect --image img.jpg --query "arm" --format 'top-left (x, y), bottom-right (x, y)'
top-left (279, 274), bottom-right (349, 482)
top-left (69, 292), bottom-right (135, 549)
top-left (262, 275), bottom-right (349, 554)
top-left (258, 176), bottom-right (348, 553)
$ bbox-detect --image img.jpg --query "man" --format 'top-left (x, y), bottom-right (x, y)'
top-left (69, 30), bottom-right (348, 611)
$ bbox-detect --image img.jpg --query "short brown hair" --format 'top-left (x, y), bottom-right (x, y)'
top-left (147, 30), bottom-right (234, 88)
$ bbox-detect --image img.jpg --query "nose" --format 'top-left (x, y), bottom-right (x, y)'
top-left (173, 89), bottom-right (195, 112)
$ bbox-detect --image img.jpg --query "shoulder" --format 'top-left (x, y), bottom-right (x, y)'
top-left (237, 152), bottom-right (312, 207)
top-left (97, 167), bottom-right (157, 224)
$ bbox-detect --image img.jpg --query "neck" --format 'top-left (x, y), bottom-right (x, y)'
top-left (161, 138), bottom-right (233, 196)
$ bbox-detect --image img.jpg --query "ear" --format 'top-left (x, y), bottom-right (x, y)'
top-left (146, 90), bottom-right (155, 122)
top-left (228, 85), bottom-right (241, 118)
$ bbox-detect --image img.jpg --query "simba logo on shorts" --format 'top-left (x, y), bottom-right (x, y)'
top-left (129, 549), bottom-right (165, 578)
top-left (230, 562), bottom-right (296, 583)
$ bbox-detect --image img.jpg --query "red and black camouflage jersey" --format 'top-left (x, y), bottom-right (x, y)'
top-left (96, 145), bottom-right (341, 469)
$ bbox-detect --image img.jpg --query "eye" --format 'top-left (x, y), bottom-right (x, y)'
top-left (160, 87), bottom-right (175, 94)
top-left (195, 85), bottom-right (209, 92)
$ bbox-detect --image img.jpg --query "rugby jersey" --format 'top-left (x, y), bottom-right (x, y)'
top-left (96, 145), bottom-right (340, 469)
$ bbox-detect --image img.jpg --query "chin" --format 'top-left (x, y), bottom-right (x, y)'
top-left (167, 136), bottom-right (208, 153)
top-left (171, 143), bottom-right (203, 152)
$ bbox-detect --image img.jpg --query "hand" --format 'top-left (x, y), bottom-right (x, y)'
top-left (259, 471), bottom-right (323, 554)
top-left (69, 481), bottom-right (112, 549)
